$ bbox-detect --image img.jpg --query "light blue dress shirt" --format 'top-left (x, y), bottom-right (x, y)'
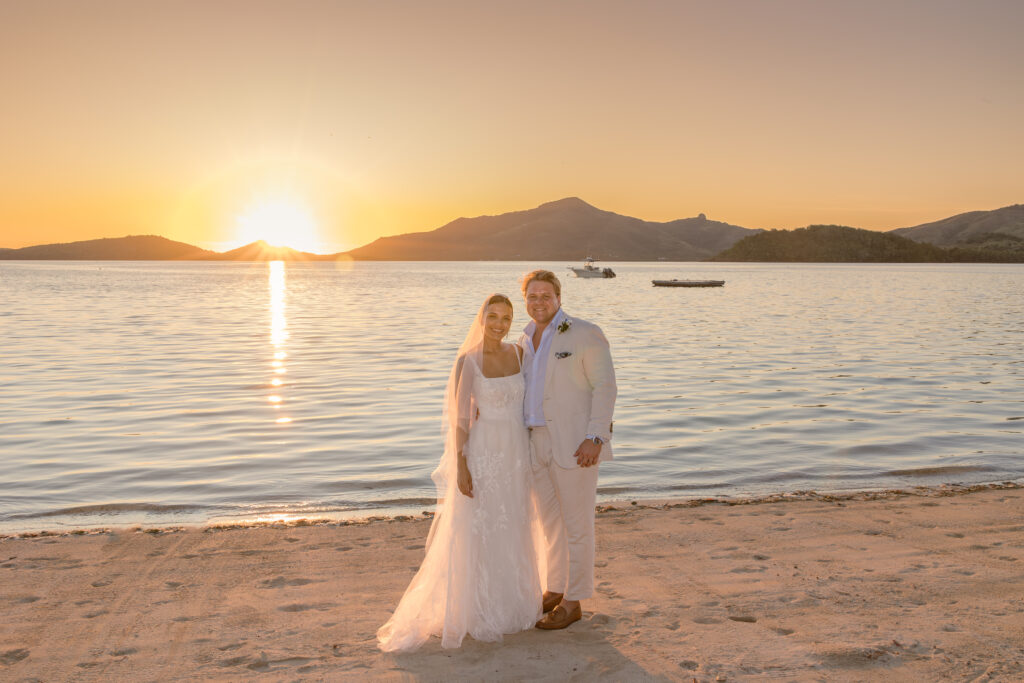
top-left (522, 308), bottom-right (566, 428)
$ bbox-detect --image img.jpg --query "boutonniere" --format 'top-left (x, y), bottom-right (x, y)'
top-left (557, 318), bottom-right (572, 334)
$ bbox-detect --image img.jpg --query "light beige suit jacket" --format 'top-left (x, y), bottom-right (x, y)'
top-left (521, 314), bottom-right (617, 469)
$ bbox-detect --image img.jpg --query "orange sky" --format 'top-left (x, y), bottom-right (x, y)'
top-left (1, 0), bottom-right (1022, 252)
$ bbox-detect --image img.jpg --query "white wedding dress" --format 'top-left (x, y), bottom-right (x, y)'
top-left (377, 357), bottom-right (542, 651)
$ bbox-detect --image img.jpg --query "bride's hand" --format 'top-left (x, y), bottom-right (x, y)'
top-left (457, 455), bottom-right (474, 498)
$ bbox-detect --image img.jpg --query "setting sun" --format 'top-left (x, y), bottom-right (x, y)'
top-left (235, 196), bottom-right (322, 253)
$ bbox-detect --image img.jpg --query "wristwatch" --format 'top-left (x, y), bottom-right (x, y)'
top-left (587, 435), bottom-right (603, 446)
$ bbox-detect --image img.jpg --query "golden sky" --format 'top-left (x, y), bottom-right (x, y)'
top-left (1, 0), bottom-right (1022, 252)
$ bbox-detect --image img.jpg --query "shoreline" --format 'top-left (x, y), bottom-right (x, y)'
top-left (2, 484), bottom-right (1023, 680)
top-left (3, 479), bottom-right (1020, 540)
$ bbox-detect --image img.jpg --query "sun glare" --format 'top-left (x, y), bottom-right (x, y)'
top-left (235, 196), bottom-right (322, 253)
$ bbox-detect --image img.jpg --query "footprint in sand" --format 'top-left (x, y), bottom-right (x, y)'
top-left (334, 546), bottom-right (352, 552)
top-left (15, 596), bottom-right (41, 604)
top-left (772, 627), bottom-right (795, 636)
top-left (945, 532), bottom-right (965, 538)
top-left (260, 576), bottom-right (314, 589)
top-left (91, 578), bottom-right (113, 587)
top-left (679, 659), bottom-right (699, 670)
top-left (110, 647), bottom-right (137, 657)
top-left (278, 603), bottom-right (336, 612)
top-left (219, 655), bottom-right (250, 667)
top-left (404, 544), bottom-right (424, 550)
top-left (83, 610), bottom-right (109, 619)
top-left (693, 616), bottom-right (723, 624)
top-left (246, 655), bottom-right (313, 672)
top-left (284, 537), bottom-right (300, 543)
top-left (165, 581), bottom-right (183, 588)
top-left (1, 649), bottom-right (30, 665)
top-left (728, 615), bottom-right (757, 623)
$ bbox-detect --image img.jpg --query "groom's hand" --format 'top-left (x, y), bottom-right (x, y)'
top-left (574, 439), bottom-right (601, 468)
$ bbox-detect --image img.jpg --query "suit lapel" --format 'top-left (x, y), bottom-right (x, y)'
top-left (543, 313), bottom-right (568, 391)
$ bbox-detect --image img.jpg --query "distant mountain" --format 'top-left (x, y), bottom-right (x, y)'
top-left (0, 235), bottom-right (339, 261)
top-left (344, 197), bottom-right (757, 261)
top-left (216, 240), bottom-right (331, 261)
top-left (712, 225), bottom-right (1024, 262)
top-left (7, 201), bottom-right (1022, 262)
top-left (0, 235), bottom-right (215, 260)
top-left (892, 204), bottom-right (1024, 246)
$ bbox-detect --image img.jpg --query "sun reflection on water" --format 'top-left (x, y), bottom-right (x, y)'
top-left (268, 261), bottom-right (291, 424)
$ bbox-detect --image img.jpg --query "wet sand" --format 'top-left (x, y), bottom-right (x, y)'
top-left (2, 484), bottom-right (1023, 681)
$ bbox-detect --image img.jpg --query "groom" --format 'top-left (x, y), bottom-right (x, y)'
top-left (519, 269), bottom-right (617, 630)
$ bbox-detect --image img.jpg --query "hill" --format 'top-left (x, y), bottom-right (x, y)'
top-left (892, 204), bottom-right (1024, 246)
top-left (344, 197), bottom-right (757, 261)
top-left (0, 235), bottom-right (215, 260)
top-left (0, 236), bottom-right (338, 261)
top-left (711, 225), bottom-right (1024, 262)
top-left (215, 240), bottom-right (331, 261)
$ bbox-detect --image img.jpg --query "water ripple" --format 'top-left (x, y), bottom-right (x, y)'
top-left (1, 261), bottom-right (1023, 532)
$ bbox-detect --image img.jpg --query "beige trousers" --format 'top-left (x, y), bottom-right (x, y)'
top-left (529, 425), bottom-right (599, 601)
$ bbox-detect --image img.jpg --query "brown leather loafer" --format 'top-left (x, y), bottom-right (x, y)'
top-left (535, 603), bottom-right (582, 630)
top-left (541, 592), bottom-right (564, 613)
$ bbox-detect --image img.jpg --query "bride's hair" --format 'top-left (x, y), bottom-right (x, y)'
top-left (485, 293), bottom-right (513, 310)
top-left (520, 269), bottom-right (561, 297)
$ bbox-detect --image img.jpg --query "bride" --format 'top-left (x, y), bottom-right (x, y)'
top-left (377, 293), bottom-right (542, 652)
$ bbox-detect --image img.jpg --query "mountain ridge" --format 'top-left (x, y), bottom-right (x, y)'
top-left (891, 204), bottom-right (1024, 246)
top-left (713, 224), bottom-right (1024, 263)
top-left (343, 197), bottom-right (756, 261)
top-left (3, 199), bottom-right (1023, 261)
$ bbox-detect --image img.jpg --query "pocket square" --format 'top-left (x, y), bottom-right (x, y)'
top-left (555, 351), bottom-right (572, 359)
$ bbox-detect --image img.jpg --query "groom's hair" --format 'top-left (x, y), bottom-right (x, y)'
top-left (520, 269), bottom-right (561, 297)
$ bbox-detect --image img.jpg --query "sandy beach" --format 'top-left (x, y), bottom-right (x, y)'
top-left (2, 484), bottom-right (1023, 682)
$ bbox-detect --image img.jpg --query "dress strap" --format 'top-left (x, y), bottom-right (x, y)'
top-left (513, 343), bottom-right (523, 372)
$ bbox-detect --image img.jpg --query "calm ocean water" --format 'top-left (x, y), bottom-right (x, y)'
top-left (1, 260), bottom-right (1022, 533)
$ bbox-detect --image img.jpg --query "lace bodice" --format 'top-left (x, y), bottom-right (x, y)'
top-left (473, 369), bottom-right (526, 422)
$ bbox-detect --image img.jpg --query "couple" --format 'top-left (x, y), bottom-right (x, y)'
top-left (378, 269), bottom-right (617, 652)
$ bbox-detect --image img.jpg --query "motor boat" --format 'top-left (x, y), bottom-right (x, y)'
top-left (568, 257), bottom-right (616, 278)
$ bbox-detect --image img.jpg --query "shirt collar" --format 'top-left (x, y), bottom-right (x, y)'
top-left (524, 308), bottom-right (565, 341)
